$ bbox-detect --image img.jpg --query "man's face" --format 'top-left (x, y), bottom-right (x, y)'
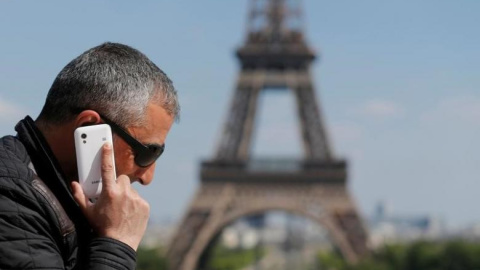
top-left (112, 103), bottom-right (175, 185)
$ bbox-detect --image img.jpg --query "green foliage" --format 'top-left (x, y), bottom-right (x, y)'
top-left (135, 243), bottom-right (264, 270)
top-left (403, 241), bottom-right (443, 270)
top-left (318, 250), bottom-right (346, 270)
top-left (136, 246), bottom-right (167, 270)
top-left (374, 243), bottom-right (407, 269)
top-left (317, 240), bottom-right (480, 270)
top-left (440, 240), bottom-right (480, 270)
top-left (203, 245), bottom-right (266, 270)
top-left (135, 240), bottom-right (480, 270)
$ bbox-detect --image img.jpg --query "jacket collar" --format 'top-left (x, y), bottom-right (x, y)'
top-left (15, 116), bottom-right (85, 224)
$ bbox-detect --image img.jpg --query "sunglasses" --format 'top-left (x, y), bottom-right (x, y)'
top-left (99, 114), bottom-right (165, 168)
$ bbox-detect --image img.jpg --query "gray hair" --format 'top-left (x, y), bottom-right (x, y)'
top-left (37, 42), bottom-right (180, 128)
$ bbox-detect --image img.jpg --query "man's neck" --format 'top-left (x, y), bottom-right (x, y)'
top-left (36, 120), bottom-right (77, 181)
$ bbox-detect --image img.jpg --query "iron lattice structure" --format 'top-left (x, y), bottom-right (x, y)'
top-left (167, 1), bottom-right (369, 269)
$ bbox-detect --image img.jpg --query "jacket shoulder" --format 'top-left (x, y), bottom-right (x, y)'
top-left (0, 136), bottom-right (75, 269)
top-left (0, 135), bottom-right (32, 181)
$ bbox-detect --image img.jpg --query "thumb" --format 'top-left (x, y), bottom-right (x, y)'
top-left (71, 181), bottom-right (91, 212)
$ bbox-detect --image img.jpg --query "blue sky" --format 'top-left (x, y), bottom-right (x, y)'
top-left (0, 1), bottom-right (479, 228)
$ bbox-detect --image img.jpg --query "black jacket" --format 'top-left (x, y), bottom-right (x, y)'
top-left (0, 116), bottom-right (136, 270)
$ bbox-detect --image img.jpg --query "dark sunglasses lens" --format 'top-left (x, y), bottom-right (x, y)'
top-left (134, 145), bottom-right (164, 167)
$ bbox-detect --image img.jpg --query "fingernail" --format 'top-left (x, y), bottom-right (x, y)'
top-left (104, 142), bottom-right (112, 149)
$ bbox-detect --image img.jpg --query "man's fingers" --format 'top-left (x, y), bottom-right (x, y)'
top-left (101, 143), bottom-right (116, 191)
top-left (71, 181), bottom-right (91, 211)
top-left (115, 175), bottom-right (132, 193)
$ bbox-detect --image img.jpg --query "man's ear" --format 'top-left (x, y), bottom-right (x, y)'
top-left (74, 110), bottom-right (102, 128)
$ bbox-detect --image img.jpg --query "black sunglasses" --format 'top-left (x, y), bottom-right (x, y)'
top-left (99, 114), bottom-right (165, 168)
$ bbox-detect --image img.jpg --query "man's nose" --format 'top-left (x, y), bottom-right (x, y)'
top-left (135, 163), bottom-right (156, 185)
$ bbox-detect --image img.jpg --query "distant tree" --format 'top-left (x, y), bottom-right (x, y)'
top-left (317, 240), bottom-right (480, 270)
top-left (373, 243), bottom-right (406, 269)
top-left (203, 245), bottom-right (265, 270)
top-left (317, 250), bottom-right (346, 270)
top-left (136, 246), bottom-right (167, 270)
top-left (403, 241), bottom-right (443, 270)
top-left (440, 240), bottom-right (480, 270)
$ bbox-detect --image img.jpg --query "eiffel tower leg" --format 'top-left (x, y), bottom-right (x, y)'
top-left (331, 208), bottom-right (370, 258)
top-left (310, 184), bottom-right (370, 262)
top-left (292, 76), bottom-right (332, 160)
top-left (166, 209), bottom-right (209, 270)
top-left (215, 71), bottom-right (262, 161)
top-left (167, 183), bottom-right (234, 270)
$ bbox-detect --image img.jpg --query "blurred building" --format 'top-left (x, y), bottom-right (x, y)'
top-left (451, 222), bottom-right (480, 240)
top-left (368, 201), bottom-right (446, 248)
top-left (219, 213), bottom-right (332, 250)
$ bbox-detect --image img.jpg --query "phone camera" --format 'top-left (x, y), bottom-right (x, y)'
top-left (81, 133), bottom-right (87, 139)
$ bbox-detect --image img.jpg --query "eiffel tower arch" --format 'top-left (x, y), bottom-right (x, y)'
top-left (167, 1), bottom-right (369, 269)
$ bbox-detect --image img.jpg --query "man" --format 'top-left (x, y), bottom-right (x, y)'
top-left (0, 42), bottom-right (180, 269)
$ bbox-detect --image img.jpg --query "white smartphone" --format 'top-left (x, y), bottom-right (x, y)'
top-left (74, 124), bottom-right (116, 199)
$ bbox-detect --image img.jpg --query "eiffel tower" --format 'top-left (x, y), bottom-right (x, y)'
top-left (167, 1), bottom-right (369, 269)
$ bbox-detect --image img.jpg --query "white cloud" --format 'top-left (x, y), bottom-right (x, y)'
top-left (420, 96), bottom-right (480, 126)
top-left (355, 99), bottom-right (405, 120)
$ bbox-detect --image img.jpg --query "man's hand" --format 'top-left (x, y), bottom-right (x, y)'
top-left (71, 143), bottom-right (150, 251)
